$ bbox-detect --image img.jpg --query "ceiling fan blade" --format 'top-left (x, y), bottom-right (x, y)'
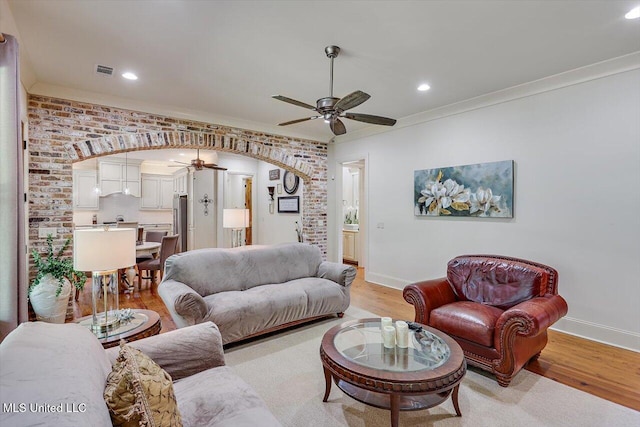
top-left (204, 164), bottom-right (228, 171)
top-left (334, 90), bottom-right (370, 112)
top-left (330, 118), bottom-right (347, 136)
top-left (272, 95), bottom-right (317, 111)
top-left (169, 160), bottom-right (191, 166)
top-left (278, 116), bottom-right (320, 126)
top-left (343, 112), bottom-right (397, 126)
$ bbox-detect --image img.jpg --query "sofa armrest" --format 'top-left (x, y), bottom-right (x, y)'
top-left (495, 294), bottom-right (569, 341)
top-left (403, 278), bottom-right (457, 324)
top-left (104, 322), bottom-right (225, 381)
top-left (158, 279), bottom-right (208, 327)
top-left (318, 261), bottom-right (357, 287)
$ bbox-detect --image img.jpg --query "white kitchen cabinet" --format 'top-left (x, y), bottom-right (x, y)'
top-left (72, 170), bottom-right (99, 210)
top-left (343, 230), bottom-right (359, 263)
top-left (173, 169), bottom-right (188, 195)
top-left (140, 174), bottom-right (174, 210)
top-left (98, 159), bottom-right (141, 197)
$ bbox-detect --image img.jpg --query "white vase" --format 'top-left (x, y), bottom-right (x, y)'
top-left (29, 274), bottom-right (72, 324)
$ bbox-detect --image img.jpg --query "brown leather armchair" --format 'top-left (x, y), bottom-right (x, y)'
top-left (403, 255), bottom-right (568, 386)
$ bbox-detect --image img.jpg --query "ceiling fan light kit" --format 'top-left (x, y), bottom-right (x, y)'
top-left (273, 45), bottom-right (396, 136)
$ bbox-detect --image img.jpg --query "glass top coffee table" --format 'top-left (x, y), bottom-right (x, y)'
top-left (320, 318), bottom-right (466, 427)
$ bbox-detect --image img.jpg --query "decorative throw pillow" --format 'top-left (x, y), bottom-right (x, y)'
top-left (104, 341), bottom-right (182, 427)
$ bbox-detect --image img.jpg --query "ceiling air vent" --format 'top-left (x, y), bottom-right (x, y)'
top-left (95, 64), bottom-right (114, 77)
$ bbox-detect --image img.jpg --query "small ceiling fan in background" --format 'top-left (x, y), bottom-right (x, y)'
top-left (273, 45), bottom-right (397, 136)
top-left (169, 149), bottom-right (227, 171)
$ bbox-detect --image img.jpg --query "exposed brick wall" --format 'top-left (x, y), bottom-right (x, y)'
top-left (27, 95), bottom-right (328, 263)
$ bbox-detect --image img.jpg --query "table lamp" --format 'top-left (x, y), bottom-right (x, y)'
top-left (74, 227), bottom-right (135, 333)
top-left (223, 208), bottom-right (250, 248)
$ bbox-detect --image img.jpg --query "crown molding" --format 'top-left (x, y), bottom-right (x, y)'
top-left (335, 51), bottom-right (640, 144)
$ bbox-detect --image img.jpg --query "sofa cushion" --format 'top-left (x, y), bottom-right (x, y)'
top-left (0, 322), bottom-right (113, 427)
top-left (203, 278), bottom-right (349, 344)
top-left (447, 256), bottom-right (550, 309)
top-left (104, 342), bottom-right (182, 427)
top-left (173, 366), bottom-right (281, 427)
top-left (163, 243), bottom-right (323, 297)
top-left (430, 301), bottom-right (504, 347)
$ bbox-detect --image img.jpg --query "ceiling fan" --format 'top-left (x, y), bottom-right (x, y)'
top-left (273, 45), bottom-right (397, 136)
top-left (169, 149), bottom-right (227, 171)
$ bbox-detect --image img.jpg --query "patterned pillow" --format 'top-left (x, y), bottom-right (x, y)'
top-left (104, 341), bottom-right (182, 427)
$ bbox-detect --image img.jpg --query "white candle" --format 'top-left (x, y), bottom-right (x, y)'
top-left (381, 317), bottom-right (393, 329)
top-left (395, 320), bottom-right (409, 348)
top-left (382, 325), bottom-right (396, 348)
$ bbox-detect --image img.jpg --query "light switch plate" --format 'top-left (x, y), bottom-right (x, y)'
top-left (38, 227), bottom-right (57, 238)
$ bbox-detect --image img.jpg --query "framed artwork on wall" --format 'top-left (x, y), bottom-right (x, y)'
top-left (278, 196), bottom-right (300, 213)
top-left (414, 160), bottom-right (514, 218)
top-left (269, 169), bottom-right (280, 180)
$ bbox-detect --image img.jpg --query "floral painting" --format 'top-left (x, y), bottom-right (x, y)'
top-left (414, 160), bottom-right (513, 217)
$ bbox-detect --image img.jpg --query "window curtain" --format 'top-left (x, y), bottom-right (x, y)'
top-left (0, 33), bottom-right (27, 341)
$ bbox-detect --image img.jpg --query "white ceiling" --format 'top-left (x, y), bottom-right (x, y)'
top-left (6, 1), bottom-right (640, 142)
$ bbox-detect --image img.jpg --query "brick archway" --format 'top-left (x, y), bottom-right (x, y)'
top-left (27, 95), bottom-right (328, 259)
top-left (65, 131), bottom-right (314, 181)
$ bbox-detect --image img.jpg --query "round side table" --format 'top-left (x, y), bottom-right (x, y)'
top-left (76, 309), bottom-right (161, 348)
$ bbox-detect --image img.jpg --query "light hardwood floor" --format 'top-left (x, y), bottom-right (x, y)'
top-left (72, 267), bottom-right (640, 411)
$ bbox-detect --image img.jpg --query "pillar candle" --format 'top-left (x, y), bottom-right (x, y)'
top-left (381, 317), bottom-right (393, 329)
top-left (382, 325), bottom-right (396, 348)
top-left (395, 320), bottom-right (409, 348)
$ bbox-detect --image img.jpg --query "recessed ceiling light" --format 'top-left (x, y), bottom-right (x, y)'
top-left (121, 72), bottom-right (138, 80)
top-left (179, 153), bottom-right (185, 156)
top-left (417, 83), bottom-right (431, 92)
top-left (626, 6), bottom-right (640, 19)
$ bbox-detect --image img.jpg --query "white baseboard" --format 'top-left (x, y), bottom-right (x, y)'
top-left (552, 317), bottom-right (640, 353)
top-left (365, 271), bottom-right (640, 353)
top-left (364, 271), bottom-right (411, 290)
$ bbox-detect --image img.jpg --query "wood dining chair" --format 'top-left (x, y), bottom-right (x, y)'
top-left (136, 231), bottom-right (167, 263)
top-left (137, 235), bottom-right (179, 292)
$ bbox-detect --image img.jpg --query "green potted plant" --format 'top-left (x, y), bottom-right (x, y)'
top-left (29, 234), bottom-right (86, 323)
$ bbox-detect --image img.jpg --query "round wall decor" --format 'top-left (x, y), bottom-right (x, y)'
top-left (283, 171), bottom-right (299, 194)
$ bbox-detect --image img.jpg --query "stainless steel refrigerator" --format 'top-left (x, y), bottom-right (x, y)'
top-left (173, 194), bottom-right (188, 252)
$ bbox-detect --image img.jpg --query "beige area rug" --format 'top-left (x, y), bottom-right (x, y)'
top-left (224, 306), bottom-right (639, 427)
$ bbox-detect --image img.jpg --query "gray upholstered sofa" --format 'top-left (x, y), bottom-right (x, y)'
top-left (158, 243), bottom-right (356, 344)
top-left (0, 321), bottom-right (281, 427)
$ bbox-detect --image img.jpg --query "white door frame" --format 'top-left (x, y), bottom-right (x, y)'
top-left (335, 155), bottom-right (368, 271)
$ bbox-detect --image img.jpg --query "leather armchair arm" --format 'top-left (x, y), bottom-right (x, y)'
top-left (318, 261), bottom-right (357, 287)
top-left (104, 322), bottom-right (225, 381)
top-left (495, 294), bottom-right (569, 341)
top-left (403, 278), bottom-right (457, 324)
top-left (158, 279), bottom-right (208, 328)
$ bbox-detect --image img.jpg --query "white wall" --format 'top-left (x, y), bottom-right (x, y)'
top-left (329, 68), bottom-right (640, 351)
top-left (256, 162), bottom-right (304, 245)
top-left (192, 169), bottom-right (217, 249)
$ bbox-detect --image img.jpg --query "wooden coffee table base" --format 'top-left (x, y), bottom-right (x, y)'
top-left (323, 367), bottom-right (461, 427)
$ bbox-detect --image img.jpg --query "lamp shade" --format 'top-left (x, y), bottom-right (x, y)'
top-left (74, 228), bottom-right (136, 271)
top-left (223, 208), bottom-right (250, 229)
